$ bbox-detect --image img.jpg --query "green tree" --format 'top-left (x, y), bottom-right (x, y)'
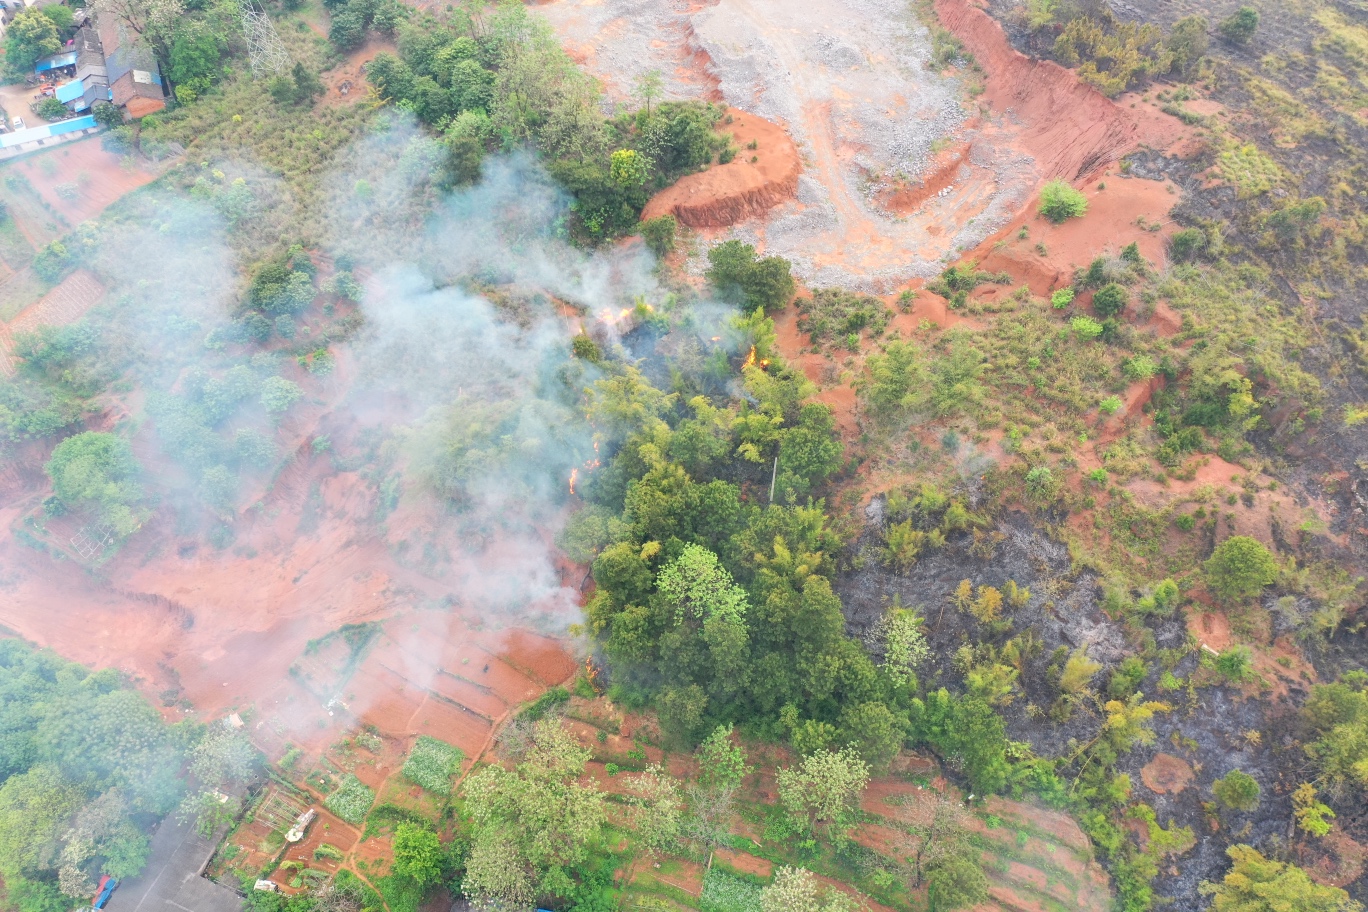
top-left (188, 727), bottom-right (260, 791)
top-left (761, 866), bottom-right (855, 912)
top-left (1213, 770), bottom-right (1261, 812)
top-left (1205, 536), bottom-right (1278, 603)
top-left (838, 702), bottom-right (906, 772)
top-left (1092, 282), bottom-right (1128, 318)
top-left (461, 719), bottom-right (605, 905)
top-left (927, 856), bottom-right (989, 912)
top-left (889, 789), bottom-right (971, 887)
top-left (45, 432), bottom-right (143, 535)
top-left (391, 823), bottom-right (442, 886)
top-left (1168, 15), bottom-right (1209, 75)
top-left (628, 764), bottom-right (682, 855)
top-left (1219, 7), bottom-right (1260, 45)
top-left (1292, 783), bottom-right (1335, 838)
top-left (40, 5), bottom-right (74, 32)
top-left (0, 766), bottom-right (83, 880)
top-left (260, 377), bottom-right (303, 416)
top-left (861, 340), bottom-right (925, 423)
top-left (657, 544), bottom-right (750, 625)
top-left (4, 9), bottom-right (61, 76)
top-left (706, 240), bottom-right (796, 314)
top-left (694, 724), bottom-right (749, 793)
top-left (1302, 672), bottom-right (1368, 797)
top-left (91, 102), bottom-right (124, 128)
top-left (166, 23), bottom-right (224, 98)
top-left (640, 214), bottom-right (678, 258)
top-left (1201, 845), bottom-right (1360, 912)
top-left (873, 606), bottom-right (929, 689)
top-left (776, 746), bottom-right (870, 839)
top-left (1038, 180), bottom-right (1088, 223)
top-left (609, 149), bottom-right (651, 187)
top-left (684, 726), bottom-right (749, 849)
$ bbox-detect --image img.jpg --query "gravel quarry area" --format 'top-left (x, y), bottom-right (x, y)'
top-left (536, 0), bottom-right (1041, 291)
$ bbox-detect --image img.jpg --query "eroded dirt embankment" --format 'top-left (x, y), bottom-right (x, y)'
top-left (642, 108), bottom-right (800, 228)
top-left (934, 0), bottom-right (1181, 181)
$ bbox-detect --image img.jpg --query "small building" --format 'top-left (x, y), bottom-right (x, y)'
top-left (34, 19), bottom-right (166, 121)
top-left (98, 20), bottom-right (166, 118)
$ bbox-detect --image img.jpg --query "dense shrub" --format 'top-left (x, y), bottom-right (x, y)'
top-left (1204, 536), bottom-right (1277, 603)
top-left (1092, 283), bottom-right (1128, 318)
top-left (45, 431), bottom-right (144, 535)
top-left (640, 214), bottom-right (678, 257)
top-left (705, 240), bottom-right (795, 313)
top-left (1219, 7), bottom-right (1260, 45)
top-left (1038, 180), bottom-right (1088, 223)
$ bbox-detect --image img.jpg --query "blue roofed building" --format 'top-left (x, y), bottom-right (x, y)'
top-left (34, 20), bottom-right (165, 120)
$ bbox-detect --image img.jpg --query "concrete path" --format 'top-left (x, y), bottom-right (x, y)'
top-left (105, 816), bottom-right (244, 912)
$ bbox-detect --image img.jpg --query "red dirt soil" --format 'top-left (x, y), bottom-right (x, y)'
top-left (8, 136), bottom-right (164, 226)
top-left (1140, 753), bottom-right (1195, 795)
top-left (0, 269), bottom-right (106, 375)
top-left (320, 39), bottom-right (398, 107)
top-left (976, 174), bottom-right (1186, 295)
top-left (934, 0), bottom-right (1184, 182)
top-left (642, 108), bottom-right (800, 228)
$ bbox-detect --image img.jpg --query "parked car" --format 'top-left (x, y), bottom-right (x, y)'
top-left (92, 876), bottom-right (118, 909)
top-left (12, 117), bottom-right (25, 130)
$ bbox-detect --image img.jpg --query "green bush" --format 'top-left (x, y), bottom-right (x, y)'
top-left (36, 98), bottom-right (67, 120)
top-left (1070, 316), bottom-right (1104, 341)
top-left (1038, 180), bottom-right (1088, 223)
top-left (45, 431), bottom-right (144, 535)
top-left (706, 240), bottom-right (796, 314)
top-left (324, 774), bottom-right (375, 824)
top-left (640, 214), bottom-right (678, 258)
top-left (1219, 6), bottom-right (1259, 45)
top-left (401, 736), bottom-right (463, 795)
top-left (1212, 770), bottom-right (1261, 811)
top-left (519, 686), bottom-right (571, 721)
top-left (31, 241), bottom-right (72, 283)
top-left (1051, 287), bottom-right (1076, 309)
top-left (1092, 283), bottom-right (1128, 318)
top-left (1169, 227), bottom-right (1206, 262)
top-left (1204, 536), bottom-right (1277, 603)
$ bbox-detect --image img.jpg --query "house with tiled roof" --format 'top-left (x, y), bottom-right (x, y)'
top-left (34, 15), bottom-right (166, 120)
top-left (96, 17), bottom-right (166, 118)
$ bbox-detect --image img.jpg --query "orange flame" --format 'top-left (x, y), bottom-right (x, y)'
top-left (743, 346), bottom-right (757, 369)
top-left (569, 468), bottom-right (578, 495)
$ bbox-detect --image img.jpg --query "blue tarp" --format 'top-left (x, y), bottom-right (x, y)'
top-left (35, 52), bottom-right (78, 73)
top-left (56, 80), bottom-right (84, 103)
top-left (0, 115), bottom-right (97, 149)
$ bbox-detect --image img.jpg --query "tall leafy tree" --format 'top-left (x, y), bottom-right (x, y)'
top-left (1201, 845), bottom-right (1360, 912)
top-left (462, 720), bottom-right (605, 905)
top-left (3, 9), bottom-right (61, 76)
top-left (776, 747), bottom-right (869, 839)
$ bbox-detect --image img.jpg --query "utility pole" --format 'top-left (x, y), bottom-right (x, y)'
top-left (768, 455), bottom-right (778, 503)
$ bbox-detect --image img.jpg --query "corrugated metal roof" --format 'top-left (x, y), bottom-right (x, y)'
top-left (34, 52), bottom-right (78, 73)
top-left (56, 80), bottom-right (84, 103)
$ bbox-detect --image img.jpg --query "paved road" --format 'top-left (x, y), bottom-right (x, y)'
top-left (106, 815), bottom-right (244, 912)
